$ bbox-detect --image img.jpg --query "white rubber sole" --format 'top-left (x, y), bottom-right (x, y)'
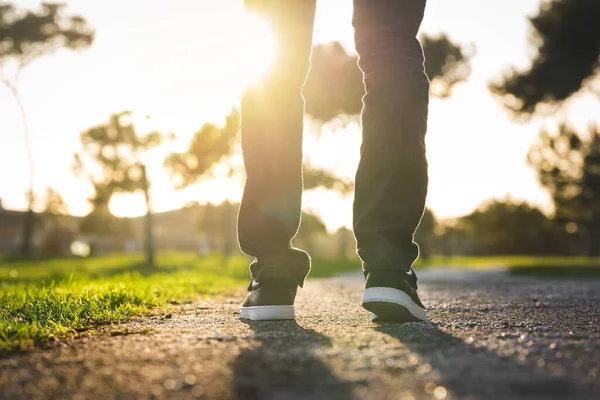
top-left (362, 287), bottom-right (430, 323)
top-left (240, 305), bottom-right (295, 320)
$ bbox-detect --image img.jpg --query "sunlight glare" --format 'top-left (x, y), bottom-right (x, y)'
top-left (241, 13), bottom-right (275, 85)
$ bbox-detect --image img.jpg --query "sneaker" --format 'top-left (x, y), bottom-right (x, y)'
top-left (239, 279), bottom-right (297, 320)
top-left (362, 269), bottom-right (430, 323)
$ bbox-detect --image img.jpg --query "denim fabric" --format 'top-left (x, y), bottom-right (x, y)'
top-left (238, 0), bottom-right (429, 286)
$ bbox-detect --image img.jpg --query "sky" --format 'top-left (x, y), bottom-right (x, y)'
top-left (1, 0), bottom-right (599, 231)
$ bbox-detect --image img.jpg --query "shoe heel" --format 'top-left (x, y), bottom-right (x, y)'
top-left (240, 305), bottom-right (295, 321)
top-left (362, 287), bottom-right (429, 323)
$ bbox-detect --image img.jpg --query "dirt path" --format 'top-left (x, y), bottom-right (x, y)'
top-left (1, 270), bottom-right (599, 400)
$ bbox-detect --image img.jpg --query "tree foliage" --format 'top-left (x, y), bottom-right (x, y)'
top-left (0, 2), bottom-right (93, 68)
top-left (74, 112), bottom-right (166, 234)
top-left (165, 108), bottom-right (353, 193)
top-left (165, 108), bottom-right (240, 189)
top-left (528, 124), bottom-right (600, 255)
top-left (302, 42), bottom-right (364, 121)
top-left (456, 199), bottom-right (563, 255)
top-left (40, 187), bottom-right (68, 215)
top-left (303, 35), bottom-right (473, 121)
top-left (75, 112), bottom-right (164, 202)
top-left (302, 166), bottom-right (353, 194)
top-left (490, 0), bottom-right (600, 118)
top-left (421, 34), bottom-right (473, 98)
top-left (488, 0), bottom-right (600, 254)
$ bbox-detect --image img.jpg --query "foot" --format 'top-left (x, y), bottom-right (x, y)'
top-left (240, 279), bottom-right (297, 320)
top-left (362, 269), bottom-right (430, 323)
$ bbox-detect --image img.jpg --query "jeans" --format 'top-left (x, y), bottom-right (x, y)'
top-left (238, 0), bottom-right (430, 286)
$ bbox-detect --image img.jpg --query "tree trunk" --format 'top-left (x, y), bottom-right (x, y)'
top-left (140, 165), bottom-right (155, 267)
top-left (21, 208), bottom-right (35, 257)
top-left (11, 86), bottom-right (36, 258)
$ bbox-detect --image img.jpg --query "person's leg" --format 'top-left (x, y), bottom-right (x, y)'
top-left (238, 0), bottom-right (317, 319)
top-left (352, 0), bottom-right (430, 322)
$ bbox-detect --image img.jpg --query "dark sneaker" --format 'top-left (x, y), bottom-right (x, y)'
top-left (362, 269), bottom-right (430, 323)
top-left (240, 279), bottom-right (297, 320)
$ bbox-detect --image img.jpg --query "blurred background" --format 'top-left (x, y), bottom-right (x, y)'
top-left (0, 0), bottom-right (599, 264)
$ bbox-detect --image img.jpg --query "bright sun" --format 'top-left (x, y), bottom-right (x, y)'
top-left (240, 13), bottom-right (275, 85)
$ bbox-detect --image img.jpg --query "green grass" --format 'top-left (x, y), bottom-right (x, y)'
top-left (415, 255), bottom-right (600, 269)
top-left (506, 265), bottom-right (600, 278)
top-left (0, 253), bottom-right (254, 352)
top-left (415, 255), bottom-right (600, 277)
top-left (0, 253), bottom-right (364, 352)
top-left (2, 253), bottom-right (598, 352)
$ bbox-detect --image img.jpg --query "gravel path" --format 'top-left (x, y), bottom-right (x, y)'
top-left (1, 269), bottom-right (599, 400)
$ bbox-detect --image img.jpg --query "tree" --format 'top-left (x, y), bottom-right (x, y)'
top-left (528, 124), bottom-right (600, 255)
top-left (165, 108), bottom-right (350, 192)
top-left (166, 109), bottom-right (344, 197)
top-left (303, 35), bottom-right (473, 121)
top-left (455, 199), bottom-right (565, 256)
top-left (302, 166), bottom-right (353, 194)
top-left (421, 34), bottom-right (474, 99)
top-left (165, 108), bottom-right (247, 258)
top-left (165, 109), bottom-right (241, 189)
top-left (39, 187), bottom-right (71, 256)
top-left (489, 0), bottom-right (600, 255)
top-left (74, 111), bottom-right (167, 265)
top-left (489, 0), bottom-right (600, 118)
top-left (196, 201), bottom-right (238, 259)
top-left (302, 42), bottom-right (364, 122)
top-left (40, 187), bottom-right (68, 215)
top-left (0, 2), bottom-right (94, 257)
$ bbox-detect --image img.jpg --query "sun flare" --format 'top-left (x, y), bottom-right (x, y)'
top-left (240, 13), bottom-right (275, 85)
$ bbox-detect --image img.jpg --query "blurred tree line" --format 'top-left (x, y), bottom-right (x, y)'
top-left (417, 200), bottom-right (574, 258)
top-left (3, 0), bottom-right (599, 260)
top-left (491, 0), bottom-right (600, 256)
top-left (413, 0), bottom-right (600, 259)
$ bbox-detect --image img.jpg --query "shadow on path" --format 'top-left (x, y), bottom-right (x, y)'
top-left (376, 323), bottom-right (593, 400)
top-left (232, 320), bottom-right (357, 400)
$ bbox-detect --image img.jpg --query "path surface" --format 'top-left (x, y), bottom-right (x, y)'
top-left (1, 269), bottom-right (599, 400)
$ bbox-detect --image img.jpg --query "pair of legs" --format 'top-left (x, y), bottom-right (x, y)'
top-left (238, 0), bottom-right (430, 322)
